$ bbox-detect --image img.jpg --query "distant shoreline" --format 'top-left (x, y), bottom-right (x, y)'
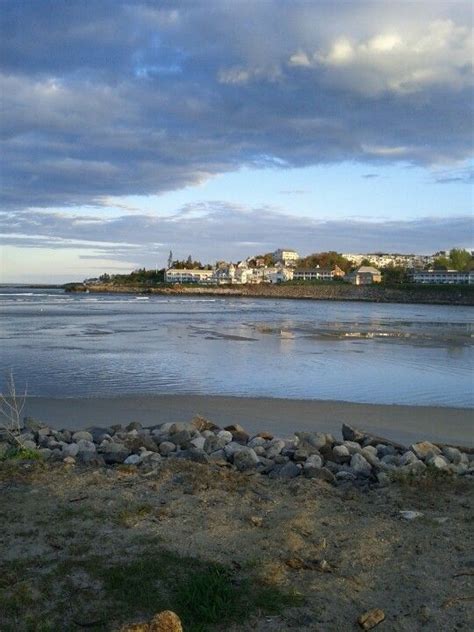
top-left (64, 282), bottom-right (474, 306)
top-left (25, 394), bottom-right (474, 447)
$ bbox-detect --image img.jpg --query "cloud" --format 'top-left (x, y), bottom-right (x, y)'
top-left (362, 173), bottom-right (379, 179)
top-left (0, 1), bottom-right (472, 212)
top-left (1, 203), bottom-right (471, 266)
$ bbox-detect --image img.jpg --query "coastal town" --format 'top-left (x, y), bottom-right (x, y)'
top-left (101, 247), bottom-right (473, 287)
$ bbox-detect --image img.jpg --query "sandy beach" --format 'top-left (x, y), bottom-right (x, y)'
top-left (24, 395), bottom-right (473, 447)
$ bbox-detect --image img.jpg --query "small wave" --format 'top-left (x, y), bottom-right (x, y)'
top-left (0, 292), bottom-right (35, 296)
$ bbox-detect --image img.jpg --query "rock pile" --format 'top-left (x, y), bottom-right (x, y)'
top-left (2, 417), bottom-right (473, 486)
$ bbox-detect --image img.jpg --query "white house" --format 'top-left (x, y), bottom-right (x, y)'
top-left (409, 270), bottom-right (473, 285)
top-left (272, 248), bottom-right (300, 266)
top-left (293, 265), bottom-right (344, 281)
top-left (165, 268), bottom-right (214, 284)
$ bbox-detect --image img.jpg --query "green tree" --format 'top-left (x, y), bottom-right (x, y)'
top-left (449, 248), bottom-right (472, 271)
top-left (298, 251), bottom-right (351, 272)
top-left (432, 256), bottom-right (450, 270)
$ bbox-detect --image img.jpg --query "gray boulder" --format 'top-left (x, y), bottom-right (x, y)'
top-left (76, 439), bottom-right (96, 453)
top-left (342, 424), bottom-right (366, 443)
top-left (269, 461), bottom-right (301, 480)
top-left (332, 445), bottom-right (350, 463)
top-left (266, 439), bottom-right (285, 459)
top-left (350, 453), bottom-right (372, 477)
top-left (303, 454), bottom-right (324, 478)
top-left (233, 447), bottom-right (259, 471)
top-left (72, 431), bottom-right (94, 443)
top-left (159, 441), bottom-right (177, 456)
top-left (427, 455), bottom-right (449, 470)
top-left (295, 431), bottom-right (327, 451)
top-left (441, 447), bottom-right (462, 465)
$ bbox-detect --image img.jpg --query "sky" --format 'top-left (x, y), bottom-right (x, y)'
top-left (0, 0), bottom-right (473, 282)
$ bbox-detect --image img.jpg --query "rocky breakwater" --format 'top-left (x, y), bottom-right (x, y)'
top-left (2, 417), bottom-right (473, 486)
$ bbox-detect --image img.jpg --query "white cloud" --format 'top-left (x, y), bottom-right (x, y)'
top-left (293, 19), bottom-right (473, 95)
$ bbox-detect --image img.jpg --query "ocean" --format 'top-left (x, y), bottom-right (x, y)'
top-left (0, 287), bottom-right (473, 407)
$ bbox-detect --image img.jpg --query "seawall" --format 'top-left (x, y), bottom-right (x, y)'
top-left (65, 282), bottom-right (474, 305)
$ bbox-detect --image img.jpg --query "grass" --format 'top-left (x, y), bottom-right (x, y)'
top-left (0, 446), bottom-right (42, 461)
top-left (0, 548), bottom-right (303, 632)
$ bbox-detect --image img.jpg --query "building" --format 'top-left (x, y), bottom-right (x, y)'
top-left (409, 270), bottom-right (474, 285)
top-left (165, 268), bottom-right (214, 284)
top-left (272, 248), bottom-right (300, 266)
top-left (293, 265), bottom-right (344, 281)
top-left (345, 266), bottom-right (382, 285)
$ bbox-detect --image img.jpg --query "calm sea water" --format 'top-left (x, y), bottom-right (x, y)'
top-left (0, 288), bottom-right (473, 407)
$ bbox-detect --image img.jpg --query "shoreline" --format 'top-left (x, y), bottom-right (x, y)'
top-left (65, 282), bottom-right (474, 306)
top-left (24, 394), bottom-right (473, 447)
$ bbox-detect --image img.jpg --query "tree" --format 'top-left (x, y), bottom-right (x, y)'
top-left (382, 265), bottom-right (408, 284)
top-left (432, 256), bottom-right (450, 270)
top-left (298, 252), bottom-right (351, 272)
top-left (168, 250), bottom-right (173, 269)
top-left (449, 248), bottom-right (472, 271)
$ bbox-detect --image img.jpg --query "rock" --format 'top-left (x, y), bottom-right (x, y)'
top-left (62, 443), bottom-right (80, 458)
top-left (332, 445), bottom-right (350, 463)
top-left (256, 431), bottom-right (273, 440)
top-left (159, 441), bottom-right (176, 456)
top-left (72, 431), bottom-right (94, 443)
top-left (190, 436), bottom-right (206, 450)
top-left (336, 471), bottom-right (357, 482)
top-left (233, 447), bottom-right (259, 471)
top-left (77, 452), bottom-right (105, 466)
top-left (350, 453), bottom-right (372, 477)
top-left (248, 436), bottom-right (267, 449)
top-left (265, 439), bottom-right (285, 459)
top-left (223, 441), bottom-right (247, 460)
top-left (427, 455), bottom-right (449, 470)
top-left (168, 429), bottom-right (191, 447)
top-left (63, 456), bottom-right (76, 465)
top-left (224, 423), bottom-right (246, 434)
top-left (254, 446), bottom-right (266, 456)
top-left (37, 427), bottom-right (51, 437)
top-left (342, 424), bottom-right (366, 443)
top-left (121, 609), bottom-right (183, 632)
top-left (360, 448), bottom-right (380, 468)
top-left (190, 415), bottom-right (220, 432)
top-left (76, 439), bottom-right (96, 453)
top-left (376, 443), bottom-right (395, 457)
top-left (358, 608), bottom-right (385, 630)
top-left (126, 421), bottom-right (142, 432)
top-left (303, 454), bottom-right (324, 478)
top-left (124, 454), bottom-right (141, 465)
top-left (216, 430), bottom-right (233, 444)
top-left (203, 435), bottom-right (227, 454)
top-left (269, 461), bottom-right (300, 480)
top-left (402, 460), bottom-right (426, 475)
top-left (86, 426), bottom-right (113, 443)
top-left (441, 446), bottom-right (462, 464)
top-left (38, 448), bottom-right (52, 460)
top-left (295, 431), bottom-right (327, 451)
top-left (380, 454), bottom-right (400, 466)
top-left (399, 510), bottom-right (424, 520)
top-left (293, 449), bottom-right (310, 462)
top-left (343, 440), bottom-right (362, 455)
top-left (100, 442), bottom-right (130, 464)
top-left (410, 441), bottom-right (441, 460)
top-left (22, 440), bottom-right (37, 451)
top-left (399, 451), bottom-right (418, 466)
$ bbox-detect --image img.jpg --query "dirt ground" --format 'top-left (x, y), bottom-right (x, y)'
top-left (0, 459), bottom-right (473, 632)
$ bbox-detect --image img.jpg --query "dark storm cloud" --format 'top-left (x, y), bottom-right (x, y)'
top-left (0, 1), bottom-right (472, 210)
top-left (1, 204), bottom-right (471, 264)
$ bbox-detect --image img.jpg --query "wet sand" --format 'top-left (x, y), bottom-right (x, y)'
top-left (24, 394), bottom-right (473, 447)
